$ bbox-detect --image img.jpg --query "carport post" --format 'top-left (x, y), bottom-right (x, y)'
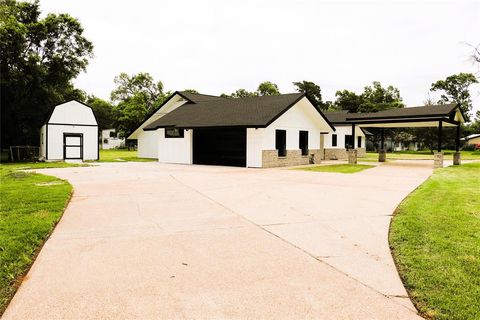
top-left (437, 120), bottom-right (443, 152)
top-left (434, 121), bottom-right (444, 168)
top-left (348, 123), bottom-right (357, 164)
top-left (454, 125), bottom-right (461, 165)
top-left (378, 128), bottom-right (386, 162)
top-left (381, 128), bottom-right (385, 150)
top-left (351, 124), bottom-right (355, 149)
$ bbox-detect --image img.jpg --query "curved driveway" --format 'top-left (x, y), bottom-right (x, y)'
top-left (3, 161), bottom-right (433, 319)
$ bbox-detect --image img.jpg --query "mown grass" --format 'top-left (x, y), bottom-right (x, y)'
top-left (0, 163), bottom-right (76, 314)
top-left (295, 164), bottom-right (374, 174)
top-left (389, 162), bottom-right (480, 320)
top-left (97, 149), bottom-right (155, 162)
top-left (366, 150), bottom-right (480, 160)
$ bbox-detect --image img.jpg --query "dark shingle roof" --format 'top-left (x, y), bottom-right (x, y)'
top-left (324, 111), bottom-right (349, 124)
top-left (144, 93), bottom-right (307, 129)
top-left (178, 91), bottom-right (225, 103)
top-left (346, 104), bottom-right (458, 120)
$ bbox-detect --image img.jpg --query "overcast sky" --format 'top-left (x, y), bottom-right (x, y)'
top-left (41, 0), bottom-right (480, 115)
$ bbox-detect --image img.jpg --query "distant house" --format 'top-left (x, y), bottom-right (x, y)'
top-left (101, 129), bottom-right (125, 150)
top-left (461, 133), bottom-right (480, 148)
top-left (323, 111), bottom-right (368, 159)
top-left (128, 91), bottom-right (335, 167)
top-left (40, 100), bottom-right (98, 161)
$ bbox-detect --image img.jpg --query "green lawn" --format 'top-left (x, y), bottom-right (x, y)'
top-left (389, 162), bottom-right (480, 320)
top-left (366, 150), bottom-right (480, 161)
top-left (295, 164), bottom-right (374, 174)
top-left (97, 149), bottom-right (155, 162)
top-left (0, 163), bottom-right (77, 314)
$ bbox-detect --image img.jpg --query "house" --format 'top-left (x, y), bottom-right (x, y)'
top-left (101, 129), bottom-right (125, 149)
top-left (127, 91), bottom-right (335, 167)
top-left (40, 100), bottom-right (98, 161)
top-left (461, 133), bottom-right (480, 148)
top-left (323, 111), bottom-right (368, 159)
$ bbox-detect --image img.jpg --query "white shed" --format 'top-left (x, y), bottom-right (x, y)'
top-left (40, 100), bottom-right (99, 161)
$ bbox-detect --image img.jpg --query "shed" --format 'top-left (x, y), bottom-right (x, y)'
top-left (40, 100), bottom-right (99, 161)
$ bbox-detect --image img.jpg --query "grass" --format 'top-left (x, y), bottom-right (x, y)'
top-left (366, 150), bottom-right (480, 161)
top-left (389, 162), bottom-right (480, 320)
top-left (97, 149), bottom-right (155, 162)
top-left (295, 164), bottom-right (374, 174)
top-left (0, 162), bottom-right (77, 314)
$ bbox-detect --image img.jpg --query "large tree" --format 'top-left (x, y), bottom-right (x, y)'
top-left (85, 95), bottom-right (114, 130)
top-left (220, 88), bottom-right (258, 98)
top-left (334, 81), bottom-right (404, 113)
top-left (257, 81), bottom-right (280, 96)
top-left (293, 80), bottom-right (327, 111)
top-left (430, 73), bottom-right (478, 120)
top-left (110, 72), bottom-right (167, 137)
top-left (0, 0), bottom-right (93, 148)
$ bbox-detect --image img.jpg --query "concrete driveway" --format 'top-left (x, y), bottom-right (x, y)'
top-left (3, 161), bottom-right (433, 319)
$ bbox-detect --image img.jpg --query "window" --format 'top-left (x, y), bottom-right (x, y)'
top-left (332, 134), bottom-right (337, 147)
top-left (299, 131), bottom-right (308, 156)
top-left (345, 135), bottom-right (353, 149)
top-left (275, 129), bottom-right (286, 157)
top-left (109, 131), bottom-right (117, 138)
top-left (357, 136), bottom-right (362, 148)
top-left (165, 128), bottom-right (184, 138)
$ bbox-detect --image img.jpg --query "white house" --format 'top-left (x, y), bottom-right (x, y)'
top-left (128, 91), bottom-right (335, 167)
top-left (323, 111), bottom-right (367, 159)
top-left (101, 129), bottom-right (125, 149)
top-left (40, 100), bottom-right (98, 161)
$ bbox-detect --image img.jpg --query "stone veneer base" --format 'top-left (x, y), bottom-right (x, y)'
top-left (262, 149), bottom-right (322, 168)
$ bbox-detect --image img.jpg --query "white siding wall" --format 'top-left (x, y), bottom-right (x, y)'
top-left (137, 130), bottom-right (159, 158)
top-left (324, 126), bottom-right (365, 149)
top-left (48, 101), bottom-right (97, 125)
top-left (46, 125), bottom-right (98, 160)
top-left (158, 128), bottom-right (192, 164)
top-left (246, 97), bottom-right (333, 167)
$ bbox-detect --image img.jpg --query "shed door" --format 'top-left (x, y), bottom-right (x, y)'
top-left (63, 133), bottom-right (83, 160)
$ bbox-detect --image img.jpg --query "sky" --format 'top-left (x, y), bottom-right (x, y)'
top-left (40, 0), bottom-right (480, 116)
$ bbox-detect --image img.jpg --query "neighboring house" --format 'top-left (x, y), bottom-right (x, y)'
top-left (128, 91), bottom-right (335, 168)
top-left (101, 129), bottom-right (125, 149)
top-left (40, 100), bottom-right (99, 161)
top-left (461, 133), bottom-right (480, 148)
top-left (367, 139), bottom-right (419, 152)
top-left (323, 111), bottom-right (368, 159)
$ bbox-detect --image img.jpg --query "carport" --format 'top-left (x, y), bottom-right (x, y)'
top-left (342, 104), bottom-right (466, 167)
top-left (192, 128), bottom-right (247, 167)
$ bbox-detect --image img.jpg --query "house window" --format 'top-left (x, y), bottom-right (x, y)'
top-left (332, 134), bottom-right (337, 147)
top-left (165, 128), bottom-right (184, 138)
top-left (109, 131), bottom-right (117, 138)
top-left (299, 131), bottom-right (308, 156)
top-left (276, 129), bottom-right (287, 157)
top-left (345, 135), bottom-right (353, 149)
top-left (357, 136), bottom-right (362, 148)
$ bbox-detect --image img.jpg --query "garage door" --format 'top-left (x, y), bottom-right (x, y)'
top-left (193, 128), bottom-right (246, 167)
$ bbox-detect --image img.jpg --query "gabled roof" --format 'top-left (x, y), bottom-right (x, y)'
top-left (346, 104), bottom-right (460, 121)
top-left (177, 91), bottom-right (225, 103)
top-left (324, 111), bottom-right (349, 124)
top-left (143, 92), bottom-right (335, 130)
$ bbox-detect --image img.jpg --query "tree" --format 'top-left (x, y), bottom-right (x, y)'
top-left (110, 72), bottom-right (167, 138)
top-left (85, 96), bottom-right (114, 130)
top-left (257, 81), bottom-right (280, 96)
top-left (359, 81), bottom-right (404, 112)
top-left (221, 88), bottom-right (258, 98)
top-left (334, 90), bottom-right (363, 113)
top-left (293, 81), bottom-right (327, 111)
top-left (334, 82), bottom-right (404, 113)
top-left (430, 73), bottom-right (478, 120)
top-left (182, 89), bottom-right (199, 94)
top-left (0, 0), bottom-right (94, 148)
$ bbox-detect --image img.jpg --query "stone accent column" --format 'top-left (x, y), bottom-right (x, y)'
top-left (378, 149), bottom-right (386, 162)
top-left (348, 149), bottom-right (357, 164)
top-left (434, 152), bottom-right (444, 168)
top-left (453, 152), bottom-right (461, 165)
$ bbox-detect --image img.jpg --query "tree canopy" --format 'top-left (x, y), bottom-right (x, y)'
top-left (430, 73), bottom-right (478, 120)
top-left (0, 0), bottom-right (94, 147)
top-left (85, 96), bottom-right (114, 130)
top-left (221, 81), bottom-right (280, 98)
top-left (334, 81), bottom-right (404, 113)
top-left (110, 72), bottom-right (167, 137)
top-left (293, 81), bottom-right (327, 111)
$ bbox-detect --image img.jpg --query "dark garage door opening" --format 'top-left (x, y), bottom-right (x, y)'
top-left (193, 128), bottom-right (247, 167)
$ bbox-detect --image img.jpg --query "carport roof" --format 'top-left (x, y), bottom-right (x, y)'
top-left (144, 92), bottom-right (335, 130)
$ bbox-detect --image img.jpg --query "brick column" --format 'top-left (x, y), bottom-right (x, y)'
top-left (434, 152), bottom-right (444, 168)
top-left (348, 149), bottom-right (357, 164)
top-left (378, 149), bottom-right (386, 162)
top-left (453, 152), bottom-right (461, 165)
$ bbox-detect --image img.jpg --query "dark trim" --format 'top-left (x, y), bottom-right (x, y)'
top-left (97, 125), bottom-right (100, 160)
top-left (347, 117), bottom-right (450, 125)
top-left (126, 92), bottom-right (193, 139)
top-left (63, 133), bottom-right (84, 160)
top-left (45, 124), bottom-right (49, 160)
top-left (455, 124), bottom-right (460, 152)
top-left (48, 123), bottom-right (98, 127)
top-left (347, 113), bottom-right (455, 122)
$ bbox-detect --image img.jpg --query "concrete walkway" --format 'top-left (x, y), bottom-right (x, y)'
top-left (3, 161), bottom-right (433, 319)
